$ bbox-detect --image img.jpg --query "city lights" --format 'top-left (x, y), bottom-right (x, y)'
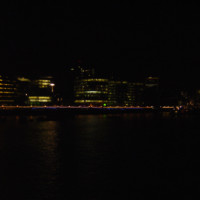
top-left (0, 66), bottom-right (199, 111)
top-left (29, 96), bottom-right (52, 103)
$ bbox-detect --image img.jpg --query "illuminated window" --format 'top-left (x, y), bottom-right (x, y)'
top-left (29, 96), bottom-right (52, 103)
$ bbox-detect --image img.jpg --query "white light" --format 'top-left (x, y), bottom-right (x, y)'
top-left (49, 83), bottom-right (55, 92)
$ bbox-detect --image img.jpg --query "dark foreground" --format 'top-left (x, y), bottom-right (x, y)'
top-left (0, 113), bottom-right (199, 199)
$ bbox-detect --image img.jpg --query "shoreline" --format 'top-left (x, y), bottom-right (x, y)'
top-left (0, 106), bottom-right (175, 116)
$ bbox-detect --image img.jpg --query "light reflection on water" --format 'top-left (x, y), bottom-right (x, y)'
top-left (0, 113), bottom-right (199, 199)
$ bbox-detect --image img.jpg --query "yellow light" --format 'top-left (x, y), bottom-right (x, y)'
top-left (29, 96), bottom-right (52, 103)
top-left (76, 91), bottom-right (108, 94)
top-left (36, 80), bottom-right (51, 83)
top-left (75, 100), bottom-right (107, 103)
top-left (29, 96), bottom-right (51, 99)
top-left (17, 77), bottom-right (31, 82)
top-left (82, 79), bottom-right (108, 82)
top-left (0, 83), bottom-right (13, 86)
top-left (0, 91), bottom-right (15, 94)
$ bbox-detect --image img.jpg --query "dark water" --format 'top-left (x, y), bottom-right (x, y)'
top-left (0, 113), bottom-right (199, 199)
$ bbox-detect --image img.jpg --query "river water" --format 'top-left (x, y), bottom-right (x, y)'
top-left (0, 113), bottom-right (199, 199)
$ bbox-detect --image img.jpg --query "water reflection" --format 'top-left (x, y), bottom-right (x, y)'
top-left (0, 119), bottom-right (62, 199)
top-left (0, 113), bottom-right (199, 199)
top-left (34, 121), bottom-right (61, 199)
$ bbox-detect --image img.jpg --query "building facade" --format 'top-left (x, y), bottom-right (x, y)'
top-left (108, 81), bottom-right (128, 106)
top-left (125, 82), bottom-right (145, 106)
top-left (74, 78), bottom-right (109, 106)
top-left (0, 75), bottom-right (17, 105)
top-left (74, 78), bottom-right (146, 106)
top-left (17, 76), bottom-right (55, 106)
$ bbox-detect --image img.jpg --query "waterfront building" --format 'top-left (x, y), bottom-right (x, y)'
top-left (107, 81), bottom-right (145, 106)
top-left (125, 82), bottom-right (145, 106)
top-left (73, 66), bottom-right (110, 106)
top-left (74, 78), bottom-right (109, 106)
top-left (108, 81), bottom-right (128, 106)
top-left (0, 75), bottom-right (17, 105)
top-left (74, 77), bottom-right (146, 107)
top-left (73, 66), bottom-right (151, 107)
top-left (17, 76), bottom-right (55, 106)
top-left (29, 76), bottom-right (55, 105)
top-left (16, 77), bottom-right (32, 105)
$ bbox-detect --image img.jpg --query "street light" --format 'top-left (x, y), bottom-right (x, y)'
top-left (50, 83), bottom-right (55, 93)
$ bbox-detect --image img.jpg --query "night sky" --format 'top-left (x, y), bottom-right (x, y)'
top-left (1, 2), bottom-right (200, 86)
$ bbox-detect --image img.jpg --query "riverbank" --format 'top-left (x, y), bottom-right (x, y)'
top-left (0, 106), bottom-right (174, 116)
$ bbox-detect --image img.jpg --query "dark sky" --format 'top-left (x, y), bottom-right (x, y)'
top-left (1, 1), bottom-right (200, 85)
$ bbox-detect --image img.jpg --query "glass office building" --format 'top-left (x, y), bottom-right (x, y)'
top-left (74, 78), bottom-right (145, 106)
top-left (74, 78), bottom-right (109, 106)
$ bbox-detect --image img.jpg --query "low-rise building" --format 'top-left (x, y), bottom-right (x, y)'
top-left (17, 76), bottom-right (55, 106)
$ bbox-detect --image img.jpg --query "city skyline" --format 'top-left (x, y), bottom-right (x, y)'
top-left (0, 67), bottom-right (198, 108)
top-left (1, 3), bottom-right (200, 199)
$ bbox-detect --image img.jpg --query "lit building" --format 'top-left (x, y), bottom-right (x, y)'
top-left (16, 77), bottom-right (32, 105)
top-left (107, 81), bottom-right (145, 106)
top-left (73, 67), bottom-right (153, 107)
top-left (108, 81), bottom-right (128, 106)
top-left (74, 77), bottom-right (146, 107)
top-left (125, 82), bottom-right (145, 106)
top-left (74, 78), bottom-right (109, 106)
top-left (29, 76), bottom-right (55, 105)
top-left (0, 75), bottom-right (17, 105)
top-left (34, 78), bottom-right (52, 89)
top-left (28, 96), bottom-right (52, 104)
top-left (17, 76), bottom-right (55, 106)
